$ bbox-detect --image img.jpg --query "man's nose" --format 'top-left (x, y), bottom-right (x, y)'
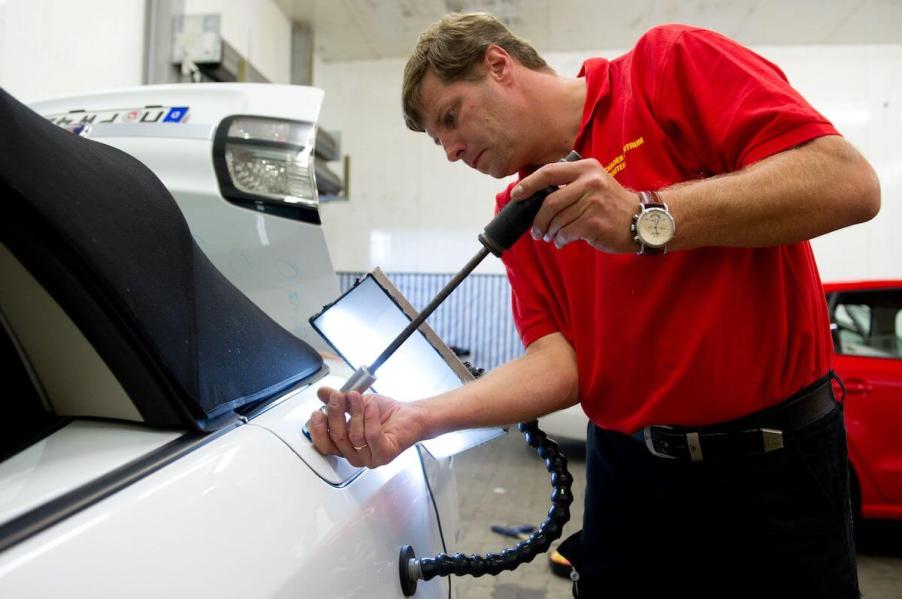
top-left (442, 137), bottom-right (465, 162)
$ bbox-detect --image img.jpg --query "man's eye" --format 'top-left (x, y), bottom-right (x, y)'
top-left (443, 111), bottom-right (455, 128)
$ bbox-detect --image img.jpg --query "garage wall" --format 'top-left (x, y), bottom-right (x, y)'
top-left (184, 0), bottom-right (292, 84)
top-left (0, 0), bottom-right (146, 102)
top-left (778, 44), bottom-right (902, 283)
top-left (315, 44), bottom-right (902, 282)
top-left (0, 0), bottom-right (291, 103)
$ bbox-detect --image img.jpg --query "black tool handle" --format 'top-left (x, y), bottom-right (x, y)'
top-left (478, 150), bottom-right (581, 256)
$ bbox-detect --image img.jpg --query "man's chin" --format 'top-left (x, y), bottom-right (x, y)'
top-left (486, 162), bottom-right (519, 179)
top-left (470, 155), bottom-right (519, 178)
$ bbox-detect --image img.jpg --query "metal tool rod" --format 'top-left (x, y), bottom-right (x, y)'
top-left (369, 246), bottom-right (490, 373)
top-left (302, 245), bottom-right (492, 435)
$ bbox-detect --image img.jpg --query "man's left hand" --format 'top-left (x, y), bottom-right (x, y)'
top-left (510, 157), bottom-right (638, 253)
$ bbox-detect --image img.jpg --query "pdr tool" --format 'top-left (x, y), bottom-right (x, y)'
top-left (307, 150), bottom-right (580, 595)
top-left (322, 149), bottom-right (582, 400)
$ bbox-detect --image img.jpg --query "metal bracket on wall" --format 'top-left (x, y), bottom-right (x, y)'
top-left (171, 13), bottom-right (268, 83)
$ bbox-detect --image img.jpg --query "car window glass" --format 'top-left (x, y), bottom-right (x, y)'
top-left (0, 317), bottom-right (63, 462)
top-left (832, 289), bottom-right (902, 359)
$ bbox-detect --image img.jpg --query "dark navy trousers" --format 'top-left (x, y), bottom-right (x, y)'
top-left (567, 403), bottom-right (859, 598)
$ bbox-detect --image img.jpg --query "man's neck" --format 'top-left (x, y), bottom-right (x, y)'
top-left (522, 70), bottom-right (587, 167)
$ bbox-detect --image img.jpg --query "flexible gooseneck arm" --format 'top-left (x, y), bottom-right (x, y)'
top-left (399, 419), bottom-right (574, 596)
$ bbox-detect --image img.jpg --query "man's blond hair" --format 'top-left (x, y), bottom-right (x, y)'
top-left (402, 12), bottom-right (550, 132)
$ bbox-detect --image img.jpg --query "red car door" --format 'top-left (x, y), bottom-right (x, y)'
top-left (829, 285), bottom-right (902, 518)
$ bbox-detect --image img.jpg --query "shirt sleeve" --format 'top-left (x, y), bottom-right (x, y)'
top-left (495, 185), bottom-right (561, 348)
top-left (640, 26), bottom-right (839, 173)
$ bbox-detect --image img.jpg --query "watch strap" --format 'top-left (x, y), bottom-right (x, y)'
top-left (638, 190), bottom-right (665, 210)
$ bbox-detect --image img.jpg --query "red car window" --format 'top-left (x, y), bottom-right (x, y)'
top-left (831, 290), bottom-right (902, 359)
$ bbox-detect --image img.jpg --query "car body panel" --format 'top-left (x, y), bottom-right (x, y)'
top-left (826, 281), bottom-right (902, 519)
top-left (0, 423), bottom-right (449, 598)
top-left (841, 360), bottom-right (902, 521)
top-left (250, 373), bottom-right (365, 486)
top-left (824, 280), bottom-right (902, 293)
top-left (537, 404), bottom-right (588, 444)
top-left (0, 421), bottom-right (181, 526)
top-left (30, 84), bottom-right (325, 131)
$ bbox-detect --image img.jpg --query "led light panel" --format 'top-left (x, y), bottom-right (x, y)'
top-left (310, 271), bottom-right (506, 459)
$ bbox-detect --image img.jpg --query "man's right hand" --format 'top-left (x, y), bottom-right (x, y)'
top-left (308, 386), bottom-right (427, 468)
top-left (309, 332), bottom-right (579, 469)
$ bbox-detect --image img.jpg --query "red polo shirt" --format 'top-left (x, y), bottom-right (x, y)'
top-left (498, 25), bottom-right (837, 433)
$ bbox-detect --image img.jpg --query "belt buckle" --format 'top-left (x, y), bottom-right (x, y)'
top-left (643, 425), bottom-right (679, 459)
top-left (758, 428), bottom-right (785, 453)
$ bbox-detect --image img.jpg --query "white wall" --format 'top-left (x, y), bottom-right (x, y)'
top-left (0, 0), bottom-right (145, 102)
top-left (185, 0), bottom-right (292, 84)
top-left (763, 45), bottom-right (902, 282)
top-left (0, 0), bottom-right (292, 102)
top-left (315, 44), bottom-right (902, 282)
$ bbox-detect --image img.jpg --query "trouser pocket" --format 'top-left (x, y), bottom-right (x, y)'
top-left (789, 403), bottom-right (851, 517)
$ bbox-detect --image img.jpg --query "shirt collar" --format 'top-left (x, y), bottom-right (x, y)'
top-left (573, 57), bottom-right (611, 150)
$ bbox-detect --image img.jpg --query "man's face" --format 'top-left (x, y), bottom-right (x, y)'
top-left (419, 68), bottom-right (526, 178)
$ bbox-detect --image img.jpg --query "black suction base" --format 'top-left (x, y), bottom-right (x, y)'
top-left (400, 544), bottom-right (418, 596)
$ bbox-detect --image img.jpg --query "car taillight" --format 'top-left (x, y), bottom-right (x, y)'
top-left (213, 116), bottom-right (320, 223)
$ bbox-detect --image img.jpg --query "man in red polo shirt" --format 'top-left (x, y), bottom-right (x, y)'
top-left (309, 12), bottom-right (880, 597)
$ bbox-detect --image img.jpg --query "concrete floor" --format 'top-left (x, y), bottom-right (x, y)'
top-left (452, 432), bottom-right (902, 598)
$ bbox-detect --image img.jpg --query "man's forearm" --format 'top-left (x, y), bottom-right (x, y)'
top-left (414, 331), bottom-right (580, 439)
top-left (663, 135), bottom-right (880, 251)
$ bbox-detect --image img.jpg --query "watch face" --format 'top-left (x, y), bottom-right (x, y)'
top-left (636, 207), bottom-right (675, 247)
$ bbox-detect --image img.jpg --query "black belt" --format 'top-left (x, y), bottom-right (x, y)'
top-left (638, 375), bottom-right (838, 462)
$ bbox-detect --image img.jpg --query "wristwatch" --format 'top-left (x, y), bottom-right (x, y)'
top-left (631, 190), bottom-right (675, 255)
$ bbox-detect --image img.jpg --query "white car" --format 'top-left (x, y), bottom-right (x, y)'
top-left (0, 84), bottom-right (465, 598)
top-left (538, 405), bottom-right (589, 445)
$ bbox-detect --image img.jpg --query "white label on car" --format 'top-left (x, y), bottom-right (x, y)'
top-left (44, 106), bottom-right (190, 129)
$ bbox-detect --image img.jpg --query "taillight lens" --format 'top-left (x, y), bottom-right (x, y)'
top-left (213, 116), bottom-right (320, 221)
top-left (224, 144), bottom-right (315, 206)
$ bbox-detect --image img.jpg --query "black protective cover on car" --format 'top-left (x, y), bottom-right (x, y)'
top-left (0, 88), bottom-right (323, 431)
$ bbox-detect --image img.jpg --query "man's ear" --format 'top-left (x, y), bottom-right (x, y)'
top-left (483, 44), bottom-right (513, 82)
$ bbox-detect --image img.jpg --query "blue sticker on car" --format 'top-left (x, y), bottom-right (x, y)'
top-left (163, 107), bottom-right (189, 123)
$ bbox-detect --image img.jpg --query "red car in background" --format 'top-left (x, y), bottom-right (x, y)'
top-left (826, 280), bottom-right (902, 521)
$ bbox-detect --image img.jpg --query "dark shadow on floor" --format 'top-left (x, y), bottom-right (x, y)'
top-left (857, 520), bottom-right (902, 556)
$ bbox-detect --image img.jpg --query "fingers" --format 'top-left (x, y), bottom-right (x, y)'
top-left (509, 160), bottom-right (587, 202)
top-left (363, 399), bottom-right (388, 467)
top-left (516, 159), bottom-right (603, 241)
top-left (308, 409), bottom-right (340, 456)
top-left (531, 187), bottom-right (587, 243)
top-left (310, 386), bottom-right (340, 457)
top-left (514, 158), bottom-right (637, 253)
top-left (550, 220), bottom-right (585, 250)
top-left (547, 200), bottom-right (591, 249)
top-left (346, 392), bottom-right (366, 448)
top-left (311, 388), bottom-right (374, 467)
top-left (309, 385), bottom-right (397, 468)
top-left (346, 392), bottom-right (371, 466)
top-left (316, 385), bottom-right (336, 404)
top-left (326, 389), bottom-right (358, 458)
